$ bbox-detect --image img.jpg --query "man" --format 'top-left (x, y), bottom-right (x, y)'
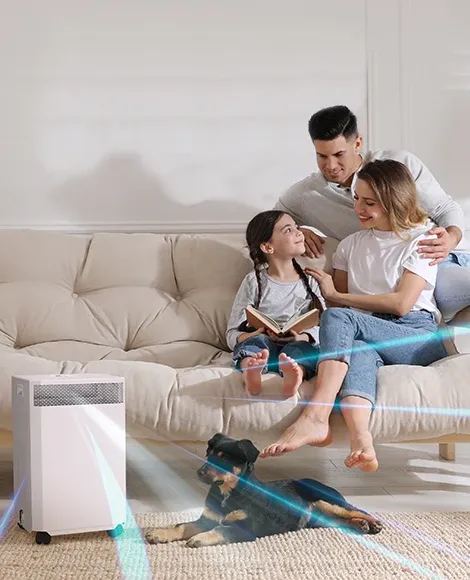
top-left (275, 105), bottom-right (470, 322)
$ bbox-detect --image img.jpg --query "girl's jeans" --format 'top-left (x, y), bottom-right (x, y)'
top-left (318, 308), bottom-right (448, 405)
top-left (232, 335), bottom-right (319, 381)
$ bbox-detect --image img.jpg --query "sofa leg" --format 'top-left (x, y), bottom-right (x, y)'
top-left (439, 443), bottom-right (456, 461)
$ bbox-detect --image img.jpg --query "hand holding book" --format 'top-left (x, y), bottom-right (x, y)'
top-left (245, 305), bottom-right (320, 338)
top-left (236, 326), bottom-right (266, 344)
top-left (265, 329), bottom-right (311, 343)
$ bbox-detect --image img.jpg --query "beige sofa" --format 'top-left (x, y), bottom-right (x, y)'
top-left (1, 229), bottom-right (469, 459)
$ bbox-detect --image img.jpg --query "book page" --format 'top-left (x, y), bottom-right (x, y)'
top-left (283, 308), bottom-right (314, 328)
top-left (246, 306), bottom-right (281, 333)
top-left (282, 309), bottom-right (319, 334)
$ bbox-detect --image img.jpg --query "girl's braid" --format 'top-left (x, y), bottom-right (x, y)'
top-left (251, 250), bottom-right (264, 309)
top-left (292, 259), bottom-right (324, 313)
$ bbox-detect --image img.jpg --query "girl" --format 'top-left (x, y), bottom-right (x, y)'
top-left (261, 159), bottom-right (448, 471)
top-left (226, 210), bottom-right (326, 397)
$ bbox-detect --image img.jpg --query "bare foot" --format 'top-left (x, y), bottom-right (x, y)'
top-left (260, 410), bottom-right (332, 457)
top-left (241, 349), bottom-right (269, 395)
top-left (345, 431), bottom-right (378, 472)
top-left (279, 353), bottom-right (304, 398)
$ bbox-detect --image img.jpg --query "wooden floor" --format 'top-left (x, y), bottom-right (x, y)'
top-left (2, 442), bottom-right (470, 516)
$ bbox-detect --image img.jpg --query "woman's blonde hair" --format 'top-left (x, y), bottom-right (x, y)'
top-left (356, 159), bottom-right (428, 237)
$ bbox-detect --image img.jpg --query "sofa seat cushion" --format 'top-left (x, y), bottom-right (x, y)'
top-left (0, 346), bottom-right (468, 446)
top-left (16, 341), bottom-right (225, 369)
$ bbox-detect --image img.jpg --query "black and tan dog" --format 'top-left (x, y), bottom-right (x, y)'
top-left (145, 433), bottom-right (383, 548)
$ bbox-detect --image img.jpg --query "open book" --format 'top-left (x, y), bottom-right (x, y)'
top-left (245, 305), bottom-right (320, 337)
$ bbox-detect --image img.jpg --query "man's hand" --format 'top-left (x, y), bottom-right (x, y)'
top-left (300, 228), bottom-right (325, 258)
top-left (237, 327), bottom-right (265, 344)
top-left (417, 226), bottom-right (460, 266)
top-left (305, 267), bottom-right (338, 301)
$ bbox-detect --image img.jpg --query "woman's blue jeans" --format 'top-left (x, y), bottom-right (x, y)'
top-left (318, 308), bottom-right (448, 405)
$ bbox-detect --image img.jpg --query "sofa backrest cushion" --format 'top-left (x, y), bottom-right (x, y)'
top-left (0, 230), bottom-right (337, 365)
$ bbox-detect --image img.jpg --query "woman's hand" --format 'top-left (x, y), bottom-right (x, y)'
top-left (305, 267), bottom-right (338, 301)
top-left (237, 327), bottom-right (265, 344)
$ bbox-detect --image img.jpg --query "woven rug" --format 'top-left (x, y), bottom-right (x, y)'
top-left (0, 510), bottom-right (469, 580)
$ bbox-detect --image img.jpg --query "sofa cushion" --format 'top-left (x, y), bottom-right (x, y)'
top-left (1, 344), bottom-right (468, 445)
top-left (0, 231), bottom-right (253, 367)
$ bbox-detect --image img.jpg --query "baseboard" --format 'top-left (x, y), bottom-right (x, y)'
top-left (0, 221), bottom-right (247, 234)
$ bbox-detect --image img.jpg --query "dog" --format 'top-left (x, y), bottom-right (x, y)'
top-left (145, 433), bottom-right (383, 548)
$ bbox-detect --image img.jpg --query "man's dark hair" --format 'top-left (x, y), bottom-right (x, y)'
top-left (308, 105), bottom-right (358, 142)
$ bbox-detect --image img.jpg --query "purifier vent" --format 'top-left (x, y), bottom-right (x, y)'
top-left (34, 382), bottom-right (123, 407)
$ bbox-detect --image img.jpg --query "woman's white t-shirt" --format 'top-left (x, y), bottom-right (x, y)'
top-left (332, 220), bottom-right (441, 322)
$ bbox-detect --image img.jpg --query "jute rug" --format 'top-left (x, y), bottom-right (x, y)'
top-left (0, 511), bottom-right (469, 580)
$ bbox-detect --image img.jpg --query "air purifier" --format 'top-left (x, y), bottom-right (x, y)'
top-left (12, 373), bottom-right (126, 545)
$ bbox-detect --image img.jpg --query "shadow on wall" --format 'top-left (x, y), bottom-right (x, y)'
top-left (52, 153), bottom-right (261, 227)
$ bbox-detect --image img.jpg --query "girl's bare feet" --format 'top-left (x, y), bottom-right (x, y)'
top-left (260, 409), bottom-right (332, 457)
top-left (279, 353), bottom-right (304, 398)
top-left (345, 431), bottom-right (378, 472)
top-left (241, 349), bottom-right (269, 395)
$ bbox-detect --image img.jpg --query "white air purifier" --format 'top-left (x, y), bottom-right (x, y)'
top-left (12, 373), bottom-right (126, 545)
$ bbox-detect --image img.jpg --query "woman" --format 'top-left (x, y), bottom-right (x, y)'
top-left (261, 159), bottom-right (448, 471)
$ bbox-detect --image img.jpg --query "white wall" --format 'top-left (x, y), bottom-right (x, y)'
top-left (0, 0), bottom-right (367, 231)
top-left (368, 0), bottom-right (470, 217)
top-left (399, 0), bottom-right (470, 209)
top-left (1, 0), bottom-right (469, 232)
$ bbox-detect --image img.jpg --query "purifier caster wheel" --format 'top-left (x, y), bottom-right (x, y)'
top-left (107, 524), bottom-right (123, 538)
top-left (35, 532), bottom-right (51, 545)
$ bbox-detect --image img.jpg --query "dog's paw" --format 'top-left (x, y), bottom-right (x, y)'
top-left (145, 528), bottom-right (176, 544)
top-left (350, 518), bottom-right (383, 535)
top-left (186, 530), bottom-right (226, 548)
top-left (186, 536), bottom-right (204, 548)
top-left (368, 520), bottom-right (383, 535)
top-left (351, 518), bottom-right (372, 533)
